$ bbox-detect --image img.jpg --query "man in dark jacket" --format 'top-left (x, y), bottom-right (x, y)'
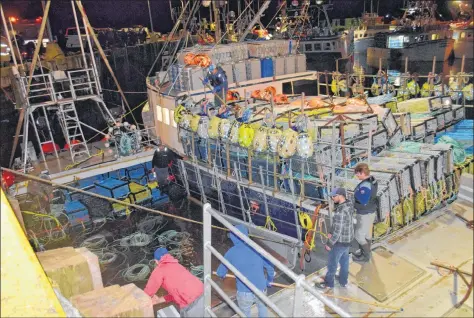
top-left (315, 188), bottom-right (354, 291)
top-left (203, 64), bottom-right (228, 108)
top-left (352, 163), bottom-right (378, 263)
top-left (216, 224), bottom-right (275, 318)
top-left (151, 145), bottom-right (180, 194)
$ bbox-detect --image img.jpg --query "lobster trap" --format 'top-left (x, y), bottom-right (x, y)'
top-left (370, 157), bottom-right (422, 194)
top-left (388, 127), bottom-right (404, 147)
top-left (393, 112), bottom-right (412, 138)
top-left (423, 133), bottom-right (435, 144)
top-left (452, 105), bottom-right (465, 123)
top-left (379, 108), bottom-right (398, 137)
top-left (411, 121), bottom-right (426, 140)
top-left (381, 150), bottom-right (436, 188)
top-left (372, 128), bottom-right (389, 150)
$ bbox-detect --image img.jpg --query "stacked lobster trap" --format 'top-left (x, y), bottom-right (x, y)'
top-left (173, 90), bottom-right (466, 243)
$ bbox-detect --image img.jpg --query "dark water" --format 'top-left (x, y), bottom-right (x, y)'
top-left (24, 197), bottom-right (231, 290)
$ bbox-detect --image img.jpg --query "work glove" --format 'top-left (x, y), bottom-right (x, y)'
top-left (266, 280), bottom-right (273, 288)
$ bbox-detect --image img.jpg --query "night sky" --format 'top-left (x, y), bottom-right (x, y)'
top-left (1, 0), bottom-right (459, 36)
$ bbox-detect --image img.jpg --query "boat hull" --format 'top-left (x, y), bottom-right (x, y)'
top-left (367, 39), bottom-right (455, 67)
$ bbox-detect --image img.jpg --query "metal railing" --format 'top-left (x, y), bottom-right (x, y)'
top-left (202, 203), bottom-right (351, 317)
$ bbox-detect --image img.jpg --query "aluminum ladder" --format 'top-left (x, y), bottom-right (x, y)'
top-left (57, 101), bottom-right (90, 162)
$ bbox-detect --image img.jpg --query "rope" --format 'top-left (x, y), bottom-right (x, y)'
top-left (2, 167), bottom-right (287, 242)
top-left (64, 149), bottom-right (105, 171)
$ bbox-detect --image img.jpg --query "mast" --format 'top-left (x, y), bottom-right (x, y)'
top-left (147, 0), bottom-right (154, 32)
top-left (239, 0), bottom-right (271, 42)
top-left (41, 1), bottom-right (53, 42)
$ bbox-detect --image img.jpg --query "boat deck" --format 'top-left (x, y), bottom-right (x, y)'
top-left (13, 141), bottom-right (157, 192)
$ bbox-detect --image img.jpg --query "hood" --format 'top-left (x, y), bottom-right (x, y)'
top-left (230, 224), bottom-right (249, 246)
top-left (158, 254), bottom-right (179, 266)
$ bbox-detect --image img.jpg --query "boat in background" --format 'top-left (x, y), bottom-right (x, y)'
top-left (366, 1), bottom-right (455, 68)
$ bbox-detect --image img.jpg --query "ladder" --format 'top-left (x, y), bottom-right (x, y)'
top-left (57, 101), bottom-right (90, 162)
top-left (30, 106), bottom-right (60, 164)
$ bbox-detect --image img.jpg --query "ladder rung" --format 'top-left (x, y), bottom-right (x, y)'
top-left (40, 141), bottom-right (55, 145)
top-left (68, 134), bottom-right (83, 138)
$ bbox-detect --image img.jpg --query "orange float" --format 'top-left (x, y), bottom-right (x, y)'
top-left (193, 54), bottom-right (211, 67)
top-left (274, 94), bottom-right (289, 104)
top-left (184, 53), bottom-right (196, 65)
top-left (226, 90), bottom-right (240, 101)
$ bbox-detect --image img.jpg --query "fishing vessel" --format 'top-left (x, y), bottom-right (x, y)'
top-left (366, 1), bottom-right (455, 68)
top-left (2, 1), bottom-right (474, 317)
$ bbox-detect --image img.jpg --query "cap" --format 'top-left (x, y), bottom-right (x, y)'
top-left (330, 187), bottom-right (346, 198)
top-left (154, 247), bottom-right (168, 261)
top-left (208, 64), bottom-right (216, 72)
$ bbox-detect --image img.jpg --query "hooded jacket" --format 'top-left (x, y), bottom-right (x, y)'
top-left (144, 254), bottom-right (203, 309)
top-left (216, 224), bottom-right (275, 293)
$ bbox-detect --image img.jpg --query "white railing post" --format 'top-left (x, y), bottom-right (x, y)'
top-left (292, 274), bottom-right (305, 317)
top-left (203, 203), bottom-right (213, 318)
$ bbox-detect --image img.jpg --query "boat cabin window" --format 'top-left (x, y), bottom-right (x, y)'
top-left (388, 35), bottom-right (404, 48)
top-left (162, 108), bottom-right (170, 125)
top-left (305, 43), bottom-right (312, 51)
top-left (156, 105), bottom-right (163, 122)
top-left (355, 34), bottom-right (358, 38)
top-left (324, 43), bottom-right (331, 50)
top-left (314, 43), bottom-right (321, 50)
top-left (432, 34), bottom-right (437, 40)
top-left (170, 110), bottom-right (177, 127)
top-left (461, 32), bottom-right (466, 39)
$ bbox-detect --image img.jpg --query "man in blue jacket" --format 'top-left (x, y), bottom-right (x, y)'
top-left (352, 163), bottom-right (378, 263)
top-left (216, 224), bottom-right (275, 317)
top-left (203, 64), bottom-right (228, 108)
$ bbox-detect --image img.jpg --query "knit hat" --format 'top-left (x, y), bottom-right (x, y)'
top-left (154, 247), bottom-right (168, 261)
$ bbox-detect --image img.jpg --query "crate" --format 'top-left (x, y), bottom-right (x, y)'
top-left (295, 54), bottom-right (306, 72)
top-left (64, 200), bottom-right (90, 227)
top-left (36, 247), bottom-right (103, 299)
top-left (273, 56), bottom-right (286, 76)
top-left (219, 63), bottom-right (234, 85)
top-left (261, 58), bottom-right (274, 78)
top-left (126, 164), bottom-right (148, 185)
top-left (246, 58), bottom-right (261, 80)
top-left (285, 55), bottom-right (296, 74)
top-left (129, 182), bottom-right (152, 205)
top-left (433, 111), bottom-right (446, 131)
top-left (94, 178), bottom-right (130, 199)
top-left (233, 61), bottom-right (247, 83)
top-left (151, 188), bottom-right (169, 205)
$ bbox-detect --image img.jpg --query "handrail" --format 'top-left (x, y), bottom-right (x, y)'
top-left (202, 203), bottom-right (351, 317)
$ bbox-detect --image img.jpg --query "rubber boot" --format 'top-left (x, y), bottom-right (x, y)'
top-left (353, 243), bottom-right (371, 263)
top-left (349, 240), bottom-right (361, 256)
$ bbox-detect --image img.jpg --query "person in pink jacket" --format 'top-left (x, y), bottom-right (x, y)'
top-left (144, 248), bottom-right (204, 317)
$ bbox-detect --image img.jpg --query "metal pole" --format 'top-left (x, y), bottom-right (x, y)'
top-left (0, 4), bottom-right (18, 67)
top-left (81, 14), bottom-right (102, 94)
top-left (41, 1), bottom-right (53, 42)
top-left (147, 0), bottom-right (154, 32)
top-left (8, 19), bottom-right (24, 66)
top-left (203, 203), bottom-right (213, 318)
top-left (71, 0), bottom-right (88, 69)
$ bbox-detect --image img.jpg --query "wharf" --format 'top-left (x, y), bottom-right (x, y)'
top-left (258, 198), bottom-right (474, 317)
